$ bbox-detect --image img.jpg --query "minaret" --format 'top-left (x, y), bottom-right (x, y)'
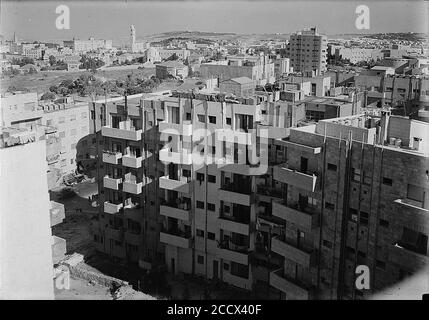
top-left (130, 25), bottom-right (136, 46)
top-left (13, 32), bottom-right (18, 44)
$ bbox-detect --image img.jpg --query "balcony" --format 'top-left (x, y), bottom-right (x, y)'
top-left (159, 148), bottom-right (193, 165)
top-left (52, 236), bottom-right (67, 265)
top-left (271, 236), bottom-right (316, 268)
top-left (123, 180), bottom-right (143, 195)
top-left (218, 162), bottom-right (264, 176)
top-left (101, 121), bottom-right (142, 141)
top-left (270, 268), bottom-right (311, 300)
top-left (272, 200), bottom-right (319, 230)
top-left (217, 242), bottom-right (249, 265)
top-left (160, 201), bottom-right (191, 221)
top-left (160, 229), bottom-right (192, 249)
top-left (50, 201), bottom-right (65, 227)
top-left (122, 154), bottom-right (143, 168)
top-left (106, 227), bottom-right (124, 242)
top-left (103, 176), bottom-right (122, 190)
top-left (257, 125), bottom-right (290, 140)
top-left (217, 128), bottom-right (253, 145)
top-left (394, 198), bottom-right (429, 215)
top-left (102, 151), bottom-right (122, 165)
top-left (104, 201), bottom-right (123, 214)
top-left (219, 185), bottom-right (252, 206)
top-left (159, 175), bottom-right (190, 194)
top-left (273, 165), bottom-right (318, 192)
top-left (389, 242), bottom-right (429, 272)
top-left (274, 139), bottom-right (322, 154)
top-left (218, 215), bottom-right (250, 236)
top-left (159, 120), bottom-right (193, 136)
top-left (257, 185), bottom-right (283, 199)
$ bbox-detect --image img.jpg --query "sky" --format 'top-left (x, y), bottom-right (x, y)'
top-left (0, 0), bottom-right (427, 43)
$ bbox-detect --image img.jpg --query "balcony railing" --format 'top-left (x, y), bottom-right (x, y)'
top-left (218, 214), bottom-right (250, 236)
top-left (271, 236), bottom-right (316, 268)
top-left (159, 175), bottom-right (191, 193)
top-left (102, 150), bottom-right (122, 165)
top-left (160, 199), bottom-right (191, 221)
top-left (123, 179), bottom-right (143, 194)
top-left (103, 175), bottom-right (122, 190)
top-left (160, 227), bottom-right (192, 249)
top-left (272, 200), bottom-right (319, 230)
top-left (273, 165), bottom-right (318, 192)
top-left (269, 268), bottom-right (311, 300)
top-left (159, 120), bottom-right (193, 136)
top-left (256, 185), bottom-right (283, 198)
top-left (104, 201), bottom-right (123, 214)
top-left (159, 148), bottom-right (193, 165)
top-left (122, 153), bottom-right (143, 168)
top-left (101, 121), bottom-right (142, 141)
top-left (217, 240), bottom-right (250, 265)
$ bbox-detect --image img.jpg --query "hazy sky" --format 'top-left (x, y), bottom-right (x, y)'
top-left (0, 0), bottom-right (427, 43)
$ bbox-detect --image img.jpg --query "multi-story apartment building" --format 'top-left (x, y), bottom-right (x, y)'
top-left (200, 54), bottom-right (275, 86)
top-left (0, 126), bottom-right (66, 299)
top-left (90, 89), bottom-right (308, 292)
top-left (39, 97), bottom-right (95, 185)
top-left (1, 92), bottom-right (95, 188)
top-left (267, 113), bottom-right (428, 299)
top-left (90, 84), bottom-right (428, 299)
top-left (63, 38), bottom-right (113, 53)
top-left (286, 27), bottom-right (328, 75)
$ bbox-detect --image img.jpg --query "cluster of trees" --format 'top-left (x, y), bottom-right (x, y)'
top-left (79, 56), bottom-right (105, 71)
top-left (45, 73), bottom-right (162, 98)
top-left (11, 57), bottom-right (35, 67)
top-left (40, 55), bottom-right (68, 71)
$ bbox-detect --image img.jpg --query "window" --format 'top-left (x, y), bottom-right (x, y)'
top-left (197, 173), bottom-right (205, 182)
top-left (90, 110), bottom-right (95, 119)
top-left (226, 117), bottom-right (232, 125)
top-left (208, 175), bottom-right (216, 183)
top-left (352, 168), bottom-right (361, 182)
top-left (70, 159), bottom-right (74, 164)
top-left (196, 229), bottom-right (204, 237)
top-left (360, 212), bottom-right (369, 226)
top-left (182, 169), bottom-right (191, 178)
top-left (379, 219), bottom-right (389, 228)
top-left (223, 263), bottom-right (230, 271)
top-left (197, 255), bottom-right (204, 264)
top-left (197, 114), bottom-right (206, 123)
top-left (207, 203), bottom-right (215, 212)
top-left (230, 262), bottom-right (249, 279)
top-left (382, 177), bottom-right (393, 186)
top-left (196, 201), bottom-right (205, 209)
top-left (209, 116), bottom-right (216, 124)
top-left (322, 239), bottom-right (333, 249)
top-left (208, 232), bottom-right (215, 240)
top-left (186, 113), bottom-right (191, 120)
top-left (325, 202), bottom-right (335, 210)
top-left (327, 163), bottom-right (337, 171)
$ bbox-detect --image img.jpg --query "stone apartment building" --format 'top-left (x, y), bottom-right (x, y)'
top-left (89, 85), bottom-right (427, 298)
top-left (0, 92), bottom-right (95, 188)
top-left (0, 126), bottom-right (66, 299)
top-left (268, 113), bottom-right (428, 299)
top-left (286, 27), bottom-right (328, 75)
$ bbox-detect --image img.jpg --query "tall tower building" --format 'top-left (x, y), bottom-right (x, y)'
top-left (286, 27), bottom-right (328, 76)
top-left (130, 25), bottom-right (136, 46)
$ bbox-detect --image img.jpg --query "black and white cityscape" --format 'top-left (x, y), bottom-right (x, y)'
top-left (0, 0), bottom-right (428, 302)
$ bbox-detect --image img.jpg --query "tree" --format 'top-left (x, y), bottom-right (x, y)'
top-left (49, 55), bottom-right (56, 66)
top-left (41, 92), bottom-right (56, 100)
